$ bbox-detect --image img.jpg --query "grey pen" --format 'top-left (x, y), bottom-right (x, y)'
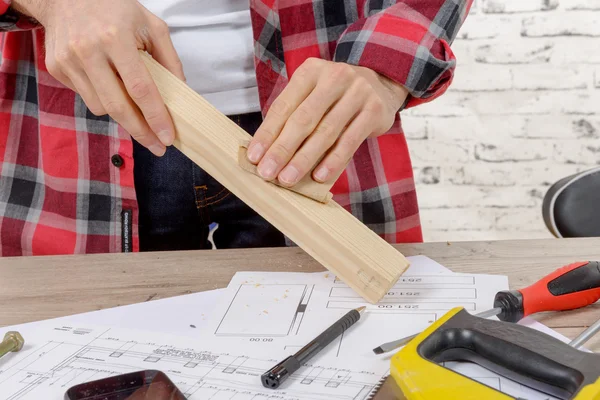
top-left (261, 306), bottom-right (366, 389)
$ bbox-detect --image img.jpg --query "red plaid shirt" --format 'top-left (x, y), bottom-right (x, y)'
top-left (0, 0), bottom-right (471, 256)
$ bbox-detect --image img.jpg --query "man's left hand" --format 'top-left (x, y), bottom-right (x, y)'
top-left (246, 58), bottom-right (409, 187)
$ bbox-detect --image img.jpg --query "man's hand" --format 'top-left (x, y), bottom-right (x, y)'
top-left (246, 58), bottom-right (409, 187)
top-left (13, 0), bottom-right (185, 156)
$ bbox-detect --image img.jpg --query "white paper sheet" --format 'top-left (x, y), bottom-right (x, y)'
top-left (0, 321), bottom-right (388, 400)
top-left (5, 289), bottom-right (225, 337)
top-left (200, 256), bottom-right (509, 361)
top-left (0, 317), bottom-right (571, 400)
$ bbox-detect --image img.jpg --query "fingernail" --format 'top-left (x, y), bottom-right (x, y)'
top-left (314, 166), bottom-right (329, 182)
top-left (279, 165), bottom-right (299, 185)
top-left (247, 142), bottom-right (265, 163)
top-left (158, 130), bottom-right (173, 146)
top-left (149, 142), bottom-right (166, 157)
top-left (258, 158), bottom-right (278, 180)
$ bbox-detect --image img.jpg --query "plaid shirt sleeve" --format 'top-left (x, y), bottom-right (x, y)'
top-left (333, 0), bottom-right (473, 110)
top-left (0, 0), bottom-right (40, 31)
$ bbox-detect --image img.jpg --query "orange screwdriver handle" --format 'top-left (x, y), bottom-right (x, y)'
top-left (494, 261), bottom-right (600, 323)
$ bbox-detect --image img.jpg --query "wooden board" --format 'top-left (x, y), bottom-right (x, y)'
top-left (139, 51), bottom-right (409, 303)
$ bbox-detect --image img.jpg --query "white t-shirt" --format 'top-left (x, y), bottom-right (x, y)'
top-left (139, 0), bottom-right (261, 116)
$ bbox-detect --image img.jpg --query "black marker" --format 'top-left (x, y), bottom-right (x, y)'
top-left (261, 306), bottom-right (366, 389)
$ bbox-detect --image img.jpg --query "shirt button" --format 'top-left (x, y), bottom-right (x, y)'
top-left (111, 154), bottom-right (124, 168)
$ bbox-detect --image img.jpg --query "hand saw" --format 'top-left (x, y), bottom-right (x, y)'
top-left (368, 307), bottom-right (600, 400)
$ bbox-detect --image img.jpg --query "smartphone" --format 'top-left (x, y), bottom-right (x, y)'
top-left (64, 370), bottom-right (187, 400)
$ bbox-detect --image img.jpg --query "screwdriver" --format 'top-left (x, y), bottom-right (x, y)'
top-left (373, 260), bottom-right (600, 354)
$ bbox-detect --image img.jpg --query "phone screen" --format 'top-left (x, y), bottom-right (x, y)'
top-left (64, 370), bottom-right (187, 400)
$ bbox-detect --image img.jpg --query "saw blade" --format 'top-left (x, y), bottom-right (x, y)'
top-left (367, 375), bottom-right (407, 400)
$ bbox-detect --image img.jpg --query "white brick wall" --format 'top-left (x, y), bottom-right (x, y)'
top-left (403, 0), bottom-right (600, 242)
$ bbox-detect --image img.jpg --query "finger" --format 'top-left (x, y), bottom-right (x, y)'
top-left (256, 62), bottom-right (354, 181)
top-left (246, 58), bottom-right (322, 166)
top-left (313, 111), bottom-right (373, 183)
top-left (45, 53), bottom-right (77, 93)
top-left (278, 89), bottom-right (365, 186)
top-left (80, 50), bottom-right (166, 156)
top-left (145, 15), bottom-right (186, 82)
top-left (110, 40), bottom-right (176, 147)
top-left (63, 65), bottom-right (107, 115)
top-left (47, 44), bottom-right (104, 114)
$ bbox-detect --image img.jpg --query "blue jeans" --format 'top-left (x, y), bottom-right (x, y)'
top-left (133, 112), bottom-right (286, 251)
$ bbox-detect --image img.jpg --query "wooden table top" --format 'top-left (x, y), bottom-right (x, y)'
top-left (2, 238), bottom-right (600, 349)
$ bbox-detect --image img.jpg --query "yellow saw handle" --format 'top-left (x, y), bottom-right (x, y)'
top-left (389, 307), bottom-right (600, 400)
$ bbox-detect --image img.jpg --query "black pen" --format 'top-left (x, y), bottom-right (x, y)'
top-left (261, 306), bottom-right (366, 389)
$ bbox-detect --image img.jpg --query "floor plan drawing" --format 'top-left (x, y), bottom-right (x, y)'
top-left (0, 322), bottom-right (387, 400)
top-left (201, 264), bottom-right (509, 360)
top-left (215, 283), bottom-right (314, 337)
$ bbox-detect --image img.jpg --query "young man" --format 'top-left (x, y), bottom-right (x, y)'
top-left (0, 0), bottom-right (471, 256)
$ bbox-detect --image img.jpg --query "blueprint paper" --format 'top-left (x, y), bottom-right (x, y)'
top-left (200, 256), bottom-right (510, 361)
top-left (0, 317), bottom-right (567, 400)
top-left (0, 321), bottom-right (388, 400)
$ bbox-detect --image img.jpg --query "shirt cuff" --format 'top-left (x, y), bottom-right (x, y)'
top-left (0, 0), bottom-right (11, 15)
top-left (333, 14), bottom-right (457, 111)
top-left (0, 0), bottom-right (40, 31)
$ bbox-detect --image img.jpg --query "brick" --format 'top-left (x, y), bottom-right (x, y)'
top-left (416, 185), bottom-right (543, 208)
top-left (402, 93), bottom-right (473, 118)
top-left (495, 208), bottom-right (550, 231)
top-left (451, 64), bottom-right (512, 91)
top-left (475, 141), bottom-right (552, 162)
top-left (522, 13), bottom-right (600, 37)
top-left (526, 116), bottom-right (600, 139)
top-left (561, 92), bottom-right (600, 115)
top-left (481, 0), bottom-right (558, 13)
top-left (422, 228), bottom-right (551, 242)
top-left (445, 165), bottom-right (516, 186)
top-left (552, 38), bottom-right (600, 64)
top-left (412, 90), bottom-right (599, 117)
top-left (475, 41), bottom-right (554, 64)
top-left (428, 115), bottom-right (526, 141)
top-left (401, 116), bottom-right (428, 140)
top-left (565, 0), bottom-right (600, 10)
top-left (457, 16), bottom-right (520, 40)
top-left (406, 91), bottom-right (535, 117)
top-left (572, 118), bottom-right (600, 138)
top-left (449, 40), bottom-right (474, 65)
top-left (553, 142), bottom-right (600, 165)
top-left (444, 164), bottom-right (584, 186)
top-left (421, 208), bottom-right (495, 231)
top-left (407, 141), bottom-right (471, 163)
top-left (413, 166), bottom-right (441, 185)
top-left (512, 65), bottom-right (588, 90)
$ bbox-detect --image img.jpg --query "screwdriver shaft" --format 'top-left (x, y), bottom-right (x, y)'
top-left (569, 317), bottom-right (600, 349)
top-left (373, 307), bottom-right (502, 354)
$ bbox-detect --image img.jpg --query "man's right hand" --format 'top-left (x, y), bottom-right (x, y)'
top-left (13, 0), bottom-right (185, 156)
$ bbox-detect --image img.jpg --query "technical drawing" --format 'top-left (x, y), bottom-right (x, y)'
top-left (0, 324), bottom-right (382, 400)
top-left (334, 275), bottom-right (475, 286)
top-left (329, 286), bottom-right (477, 299)
top-left (215, 284), bottom-right (314, 337)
